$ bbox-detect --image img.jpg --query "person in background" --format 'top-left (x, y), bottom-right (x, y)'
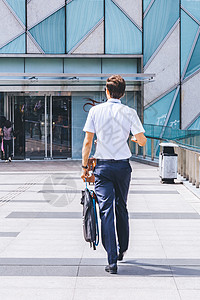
top-left (3, 120), bottom-right (13, 163)
top-left (0, 116), bottom-right (6, 160)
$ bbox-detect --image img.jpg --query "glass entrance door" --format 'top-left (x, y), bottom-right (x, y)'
top-left (10, 94), bottom-right (71, 160)
top-left (25, 96), bottom-right (46, 159)
top-left (52, 96), bottom-right (71, 158)
top-left (13, 96), bottom-right (25, 160)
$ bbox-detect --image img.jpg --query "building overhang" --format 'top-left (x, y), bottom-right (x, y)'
top-left (0, 73), bottom-right (155, 92)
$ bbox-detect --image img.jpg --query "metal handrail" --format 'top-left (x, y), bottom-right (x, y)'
top-left (131, 124), bottom-right (200, 188)
top-left (144, 123), bottom-right (200, 151)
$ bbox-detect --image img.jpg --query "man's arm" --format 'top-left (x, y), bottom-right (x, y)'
top-left (81, 132), bottom-right (94, 181)
top-left (132, 132), bottom-right (147, 147)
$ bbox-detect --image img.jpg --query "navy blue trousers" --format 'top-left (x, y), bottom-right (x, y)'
top-left (94, 160), bottom-right (132, 265)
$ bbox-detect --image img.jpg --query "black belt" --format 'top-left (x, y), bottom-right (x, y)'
top-left (97, 159), bottom-right (129, 163)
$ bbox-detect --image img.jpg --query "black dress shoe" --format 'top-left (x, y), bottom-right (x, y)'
top-left (105, 264), bottom-right (118, 274)
top-left (117, 252), bottom-right (124, 261)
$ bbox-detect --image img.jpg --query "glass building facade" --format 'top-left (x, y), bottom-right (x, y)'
top-left (0, 0), bottom-right (199, 159)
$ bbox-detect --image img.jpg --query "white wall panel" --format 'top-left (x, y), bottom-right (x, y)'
top-left (73, 22), bottom-right (104, 54)
top-left (182, 72), bottom-right (200, 129)
top-left (144, 24), bottom-right (180, 106)
top-left (27, 0), bottom-right (65, 29)
top-left (114, 0), bottom-right (142, 28)
top-left (0, 0), bottom-right (24, 47)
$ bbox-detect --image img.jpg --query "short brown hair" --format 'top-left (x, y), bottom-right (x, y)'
top-left (106, 75), bottom-right (126, 99)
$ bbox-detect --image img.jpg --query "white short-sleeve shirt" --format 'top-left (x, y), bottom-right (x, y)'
top-left (83, 98), bottom-right (145, 160)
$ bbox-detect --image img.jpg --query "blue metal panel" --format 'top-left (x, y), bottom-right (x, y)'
top-left (0, 58), bottom-right (24, 72)
top-left (144, 0), bottom-right (179, 66)
top-left (64, 58), bottom-right (101, 74)
top-left (29, 8), bottom-right (65, 54)
top-left (181, 10), bottom-right (199, 75)
top-left (0, 34), bottom-right (25, 54)
top-left (182, 0), bottom-right (200, 22)
top-left (6, 0), bottom-right (25, 24)
top-left (0, 58), bottom-right (24, 79)
top-left (144, 89), bottom-right (176, 126)
top-left (66, 0), bottom-right (104, 52)
top-left (25, 58), bottom-right (63, 73)
top-left (64, 58), bottom-right (138, 80)
top-left (185, 33), bottom-right (200, 78)
top-left (105, 0), bottom-right (142, 54)
top-left (102, 58), bottom-right (138, 75)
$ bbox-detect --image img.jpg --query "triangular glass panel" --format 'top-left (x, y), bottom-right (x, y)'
top-left (30, 8), bottom-right (65, 54)
top-left (144, 0), bottom-right (179, 66)
top-left (185, 32), bottom-right (200, 78)
top-left (166, 91), bottom-right (180, 129)
top-left (105, 0), bottom-right (142, 54)
top-left (0, 33), bottom-right (25, 53)
top-left (182, 0), bottom-right (200, 22)
top-left (188, 116), bottom-right (200, 130)
top-left (144, 89), bottom-right (176, 126)
top-left (5, 0), bottom-right (25, 24)
top-left (67, 0), bottom-right (104, 52)
top-left (181, 10), bottom-right (199, 75)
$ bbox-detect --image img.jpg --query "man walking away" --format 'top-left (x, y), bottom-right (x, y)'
top-left (81, 75), bottom-right (147, 274)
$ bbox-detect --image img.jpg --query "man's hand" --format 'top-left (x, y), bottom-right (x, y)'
top-left (132, 132), bottom-right (147, 147)
top-left (81, 168), bottom-right (89, 182)
top-left (81, 132), bottom-right (94, 181)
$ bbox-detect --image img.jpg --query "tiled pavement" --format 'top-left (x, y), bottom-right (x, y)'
top-left (0, 160), bottom-right (199, 299)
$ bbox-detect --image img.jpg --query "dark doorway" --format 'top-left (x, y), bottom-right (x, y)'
top-left (11, 95), bottom-right (71, 160)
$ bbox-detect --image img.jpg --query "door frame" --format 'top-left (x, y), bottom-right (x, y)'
top-left (5, 92), bottom-right (71, 160)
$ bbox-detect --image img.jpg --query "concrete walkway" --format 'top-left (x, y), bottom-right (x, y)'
top-left (0, 160), bottom-right (199, 300)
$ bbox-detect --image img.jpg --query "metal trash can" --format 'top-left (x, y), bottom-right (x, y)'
top-left (159, 143), bottom-right (178, 183)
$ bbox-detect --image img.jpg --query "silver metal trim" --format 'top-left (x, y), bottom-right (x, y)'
top-left (144, 0), bottom-right (155, 18)
top-left (111, 0), bottom-right (142, 32)
top-left (144, 20), bottom-right (180, 70)
top-left (9, 95), bottom-right (11, 121)
top-left (0, 54), bottom-right (143, 58)
top-left (0, 85), bottom-right (141, 92)
top-left (0, 72), bottom-right (155, 78)
top-left (69, 17), bottom-right (104, 54)
top-left (50, 95), bottom-right (53, 158)
top-left (2, 0), bottom-right (25, 30)
top-left (66, 0), bottom-right (74, 4)
top-left (144, 84), bottom-right (179, 109)
top-left (45, 95), bottom-right (47, 158)
top-left (181, 6), bottom-right (200, 26)
top-left (181, 27), bottom-right (200, 81)
top-left (0, 80), bottom-right (144, 85)
top-left (12, 96), bottom-right (15, 157)
top-left (8, 95), bottom-right (11, 120)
